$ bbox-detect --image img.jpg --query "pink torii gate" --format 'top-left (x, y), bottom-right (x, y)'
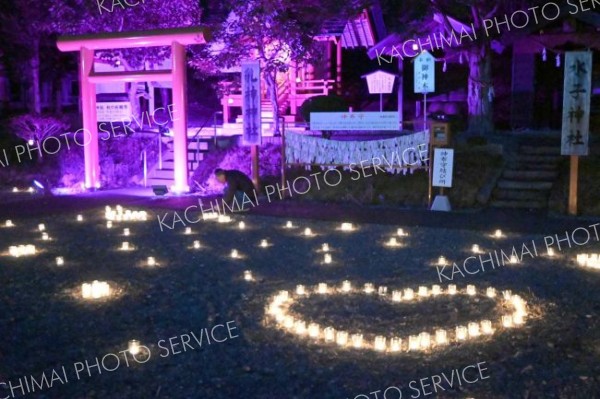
top-left (57, 27), bottom-right (207, 193)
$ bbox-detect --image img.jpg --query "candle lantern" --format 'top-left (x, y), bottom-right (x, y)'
top-left (432, 285), bottom-right (441, 296)
top-left (378, 286), bottom-right (388, 296)
top-left (397, 228), bottom-right (407, 236)
top-left (448, 284), bottom-right (457, 295)
top-left (38, 223), bottom-right (45, 232)
top-left (5, 220), bottom-right (13, 227)
top-left (403, 288), bottom-right (414, 300)
top-left (364, 283), bottom-right (375, 294)
top-left (123, 228), bottom-right (130, 236)
top-left (341, 281), bottom-right (352, 293)
top-left (121, 242), bottom-right (130, 251)
top-left (107, 221), bottom-right (113, 228)
top-left (466, 285), bottom-right (476, 296)
top-left (438, 256), bottom-right (447, 266)
top-left (324, 327), bottom-right (335, 341)
top-left (418, 286), bottom-right (428, 297)
top-left (472, 244), bottom-right (480, 253)
top-left (321, 243), bottom-right (330, 252)
top-left (392, 290), bottom-right (402, 302)
top-left (486, 287), bottom-right (496, 298)
top-left (387, 237), bottom-right (399, 247)
top-left (502, 290), bottom-right (512, 300)
top-left (296, 285), bottom-right (306, 295)
top-left (481, 320), bottom-right (493, 334)
top-left (77, 215), bottom-right (83, 222)
top-left (455, 326), bottom-right (468, 340)
top-left (351, 334), bottom-right (363, 348)
top-left (317, 283), bottom-right (328, 294)
top-left (243, 270), bottom-right (253, 281)
top-left (285, 221), bottom-right (293, 228)
top-left (468, 322), bottom-right (480, 337)
top-left (294, 321), bottom-right (307, 335)
top-left (336, 331), bottom-right (348, 346)
top-left (185, 227), bottom-right (192, 235)
top-left (41, 232), bottom-right (49, 240)
top-left (419, 332), bottom-right (431, 349)
top-left (128, 340), bottom-right (141, 355)
top-left (231, 249), bottom-right (239, 259)
top-left (308, 323), bottom-right (320, 338)
top-left (390, 337), bottom-right (402, 352)
top-left (340, 222), bottom-right (354, 231)
top-left (239, 221), bottom-right (246, 229)
top-left (374, 336), bottom-right (386, 351)
top-left (193, 240), bottom-right (201, 249)
top-left (408, 335), bottom-right (420, 351)
top-left (323, 253), bottom-right (332, 264)
top-left (56, 256), bottom-right (64, 266)
top-left (494, 229), bottom-right (503, 238)
top-left (435, 329), bottom-right (447, 345)
top-left (260, 239), bottom-right (269, 248)
top-left (304, 227), bottom-right (313, 237)
top-left (502, 315), bottom-right (513, 328)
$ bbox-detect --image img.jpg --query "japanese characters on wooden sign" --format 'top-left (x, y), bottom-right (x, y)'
top-left (241, 60), bottom-right (262, 146)
top-left (362, 70), bottom-right (397, 94)
top-left (310, 112), bottom-right (400, 131)
top-left (561, 52), bottom-right (592, 156)
top-left (414, 51), bottom-right (435, 94)
top-left (432, 148), bottom-right (454, 187)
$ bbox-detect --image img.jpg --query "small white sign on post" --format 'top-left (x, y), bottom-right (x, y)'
top-left (414, 51), bottom-right (435, 94)
top-left (96, 102), bottom-right (131, 122)
top-left (310, 112), bottom-right (399, 131)
top-left (362, 70), bottom-right (396, 94)
top-left (561, 51), bottom-right (592, 156)
top-left (432, 148), bottom-right (453, 187)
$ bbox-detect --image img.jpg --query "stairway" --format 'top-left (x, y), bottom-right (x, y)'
top-left (490, 142), bottom-right (562, 209)
top-left (146, 136), bottom-right (212, 188)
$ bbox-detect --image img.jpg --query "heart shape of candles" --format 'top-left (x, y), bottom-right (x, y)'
top-left (265, 283), bottom-right (528, 353)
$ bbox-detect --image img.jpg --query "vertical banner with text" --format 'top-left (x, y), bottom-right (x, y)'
top-left (561, 52), bottom-right (592, 156)
top-left (241, 60), bottom-right (262, 146)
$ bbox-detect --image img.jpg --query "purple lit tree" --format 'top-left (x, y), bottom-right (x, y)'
top-left (10, 115), bottom-right (69, 160)
top-left (203, 0), bottom-right (363, 135)
top-left (382, 0), bottom-right (546, 135)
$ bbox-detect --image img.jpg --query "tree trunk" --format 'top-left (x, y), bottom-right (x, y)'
top-left (30, 39), bottom-right (41, 115)
top-left (467, 46), bottom-right (494, 135)
top-left (54, 79), bottom-right (63, 115)
top-left (264, 71), bottom-right (280, 136)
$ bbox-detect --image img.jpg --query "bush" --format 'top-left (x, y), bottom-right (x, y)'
top-left (299, 95), bottom-right (349, 123)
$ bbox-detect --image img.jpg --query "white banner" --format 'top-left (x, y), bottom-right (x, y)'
top-left (310, 112), bottom-right (399, 131)
top-left (284, 131), bottom-right (429, 174)
top-left (241, 60), bottom-right (261, 146)
top-left (96, 102), bottom-right (131, 122)
top-left (432, 148), bottom-right (454, 187)
top-left (561, 51), bottom-right (592, 156)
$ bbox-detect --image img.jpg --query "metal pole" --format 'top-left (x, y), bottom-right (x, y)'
top-left (380, 93), bottom-right (383, 112)
top-left (158, 132), bottom-right (162, 170)
top-left (423, 93), bottom-right (427, 131)
top-left (280, 116), bottom-right (286, 190)
top-left (142, 150), bottom-right (147, 187)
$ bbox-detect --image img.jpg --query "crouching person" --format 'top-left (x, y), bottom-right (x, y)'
top-left (214, 168), bottom-right (256, 212)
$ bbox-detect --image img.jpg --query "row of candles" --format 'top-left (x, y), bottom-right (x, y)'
top-left (105, 206), bottom-right (148, 222)
top-left (576, 253), bottom-right (600, 269)
top-left (265, 283), bottom-right (528, 352)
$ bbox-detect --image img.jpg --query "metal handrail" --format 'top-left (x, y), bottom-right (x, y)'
top-left (213, 111), bottom-right (223, 147)
top-left (191, 115), bottom-right (213, 167)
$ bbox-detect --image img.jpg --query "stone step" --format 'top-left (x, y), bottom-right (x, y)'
top-left (497, 180), bottom-right (553, 190)
top-left (519, 145), bottom-right (561, 156)
top-left (516, 154), bottom-right (561, 164)
top-left (502, 170), bottom-right (558, 181)
top-left (509, 162), bottom-right (559, 171)
top-left (493, 188), bottom-right (548, 201)
top-left (490, 199), bottom-right (547, 209)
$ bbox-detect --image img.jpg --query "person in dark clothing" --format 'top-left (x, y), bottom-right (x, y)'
top-left (214, 168), bottom-right (256, 211)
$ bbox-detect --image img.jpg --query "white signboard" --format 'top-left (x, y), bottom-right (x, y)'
top-left (241, 60), bottom-right (261, 146)
top-left (310, 112), bottom-right (399, 131)
top-left (414, 51), bottom-right (435, 94)
top-left (561, 51), bottom-right (592, 156)
top-left (362, 70), bottom-right (396, 94)
top-left (432, 148), bottom-right (454, 187)
top-left (96, 102), bottom-right (131, 122)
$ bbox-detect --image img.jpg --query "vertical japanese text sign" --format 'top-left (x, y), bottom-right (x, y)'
top-left (414, 51), bottom-right (435, 94)
top-left (561, 52), bottom-right (592, 156)
top-left (432, 148), bottom-right (453, 187)
top-left (242, 60), bottom-right (262, 146)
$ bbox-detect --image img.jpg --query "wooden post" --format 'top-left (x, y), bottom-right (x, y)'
top-left (568, 155), bottom-right (579, 215)
top-left (280, 119), bottom-right (286, 190)
top-left (428, 143), bottom-right (433, 207)
top-left (251, 145), bottom-right (260, 192)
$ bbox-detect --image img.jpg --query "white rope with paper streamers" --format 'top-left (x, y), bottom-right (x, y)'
top-left (285, 131), bottom-right (429, 175)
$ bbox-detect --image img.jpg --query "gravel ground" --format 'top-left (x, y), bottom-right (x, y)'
top-left (1, 203), bottom-right (600, 399)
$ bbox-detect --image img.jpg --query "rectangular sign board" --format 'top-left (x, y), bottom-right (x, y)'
top-left (414, 51), bottom-right (435, 94)
top-left (310, 112), bottom-right (399, 131)
top-left (432, 148), bottom-right (454, 187)
top-left (241, 60), bottom-right (262, 145)
top-left (561, 51), bottom-right (592, 156)
top-left (96, 102), bottom-right (131, 122)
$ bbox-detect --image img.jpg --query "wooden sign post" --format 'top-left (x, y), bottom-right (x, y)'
top-left (561, 51), bottom-right (592, 215)
top-left (241, 60), bottom-right (262, 190)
